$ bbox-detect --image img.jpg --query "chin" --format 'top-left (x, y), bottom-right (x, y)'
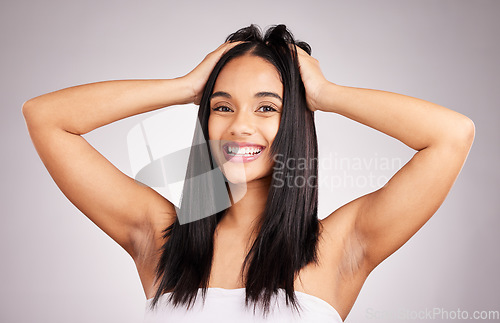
top-left (220, 166), bottom-right (263, 185)
top-left (222, 169), bottom-right (252, 185)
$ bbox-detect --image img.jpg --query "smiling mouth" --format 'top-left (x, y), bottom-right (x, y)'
top-left (222, 142), bottom-right (266, 162)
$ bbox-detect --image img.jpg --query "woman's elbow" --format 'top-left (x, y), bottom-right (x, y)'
top-left (22, 99), bottom-right (38, 124)
top-left (433, 114), bottom-right (475, 153)
top-left (22, 97), bottom-right (53, 128)
top-left (458, 116), bottom-right (475, 147)
top-left (448, 115), bottom-right (475, 152)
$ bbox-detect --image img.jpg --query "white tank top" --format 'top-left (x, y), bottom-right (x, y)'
top-left (144, 287), bottom-right (343, 322)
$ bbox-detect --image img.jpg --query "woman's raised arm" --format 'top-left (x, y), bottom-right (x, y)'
top-left (295, 47), bottom-right (475, 272)
top-left (22, 41), bottom-right (241, 260)
top-left (23, 79), bottom-right (194, 135)
top-left (22, 78), bottom-right (192, 261)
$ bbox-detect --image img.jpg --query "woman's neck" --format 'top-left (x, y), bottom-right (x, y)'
top-left (218, 175), bottom-right (271, 238)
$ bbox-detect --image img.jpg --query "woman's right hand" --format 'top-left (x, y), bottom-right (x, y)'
top-left (182, 41), bottom-right (243, 105)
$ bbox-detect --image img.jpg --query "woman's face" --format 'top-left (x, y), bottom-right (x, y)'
top-left (208, 54), bottom-right (283, 185)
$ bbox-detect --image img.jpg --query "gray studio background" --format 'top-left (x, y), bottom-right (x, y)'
top-left (1, 0), bottom-right (499, 322)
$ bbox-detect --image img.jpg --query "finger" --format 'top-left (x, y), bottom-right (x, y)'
top-left (288, 43), bottom-right (303, 54)
top-left (294, 45), bottom-right (309, 57)
top-left (218, 40), bottom-right (245, 53)
top-left (223, 41), bottom-right (245, 54)
top-left (206, 41), bottom-right (244, 62)
top-left (292, 45), bottom-right (308, 68)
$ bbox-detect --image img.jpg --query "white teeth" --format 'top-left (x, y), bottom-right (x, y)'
top-left (227, 146), bottom-right (263, 156)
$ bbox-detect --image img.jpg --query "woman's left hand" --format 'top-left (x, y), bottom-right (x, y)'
top-left (295, 46), bottom-right (331, 112)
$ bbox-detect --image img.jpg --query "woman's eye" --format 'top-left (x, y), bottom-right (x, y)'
top-left (257, 105), bottom-right (277, 112)
top-left (212, 106), bottom-right (232, 112)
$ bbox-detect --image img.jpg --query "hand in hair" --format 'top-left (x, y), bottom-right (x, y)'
top-left (295, 45), bottom-right (332, 112)
top-left (182, 41), bottom-right (244, 105)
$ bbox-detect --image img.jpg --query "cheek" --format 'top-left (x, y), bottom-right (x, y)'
top-left (263, 118), bottom-right (280, 144)
top-left (208, 115), bottom-right (233, 140)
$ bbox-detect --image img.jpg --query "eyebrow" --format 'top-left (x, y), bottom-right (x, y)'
top-left (210, 91), bottom-right (283, 102)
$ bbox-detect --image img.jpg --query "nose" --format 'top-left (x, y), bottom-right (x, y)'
top-left (228, 111), bottom-right (255, 136)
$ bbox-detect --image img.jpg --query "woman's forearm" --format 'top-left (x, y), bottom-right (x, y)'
top-left (22, 78), bottom-right (194, 135)
top-left (318, 83), bottom-right (474, 151)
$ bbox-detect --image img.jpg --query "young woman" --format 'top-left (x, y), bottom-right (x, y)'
top-left (22, 25), bottom-right (474, 322)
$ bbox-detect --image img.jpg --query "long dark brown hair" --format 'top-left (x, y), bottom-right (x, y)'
top-left (148, 24), bottom-right (321, 318)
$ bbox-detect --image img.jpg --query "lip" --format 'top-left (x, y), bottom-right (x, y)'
top-left (221, 142), bottom-right (266, 163)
